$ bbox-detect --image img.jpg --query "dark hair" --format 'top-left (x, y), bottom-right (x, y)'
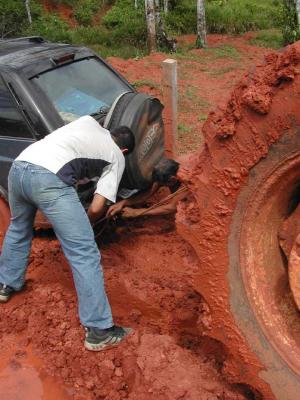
top-left (152, 159), bottom-right (180, 184)
top-left (111, 126), bottom-right (135, 154)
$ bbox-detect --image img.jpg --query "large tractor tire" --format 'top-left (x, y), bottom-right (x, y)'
top-left (176, 42), bottom-right (300, 399)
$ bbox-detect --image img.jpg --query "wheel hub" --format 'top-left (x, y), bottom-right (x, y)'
top-left (279, 204), bottom-right (300, 309)
top-left (239, 152), bottom-right (300, 376)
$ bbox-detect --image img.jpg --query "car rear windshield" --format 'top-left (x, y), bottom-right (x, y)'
top-left (31, 58), bottom-right (130, 124)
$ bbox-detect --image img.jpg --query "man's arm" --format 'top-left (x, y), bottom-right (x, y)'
top-left (122, 203), bottom-right (175, 218)
top-left (93, 152), bottom-right (125, 221)
top-left (106, 182), bottom-right (161, 217)
top-left (87, 194), bottom-right (107, 223)
top-left (121, 188), bottom-right (188, 218)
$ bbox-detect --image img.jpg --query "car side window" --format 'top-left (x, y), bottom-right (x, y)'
top-left (0, 76), bottom-right (33, 138)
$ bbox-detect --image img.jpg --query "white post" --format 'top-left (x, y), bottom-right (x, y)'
top-left (162, 59), bottom-right (177, 158)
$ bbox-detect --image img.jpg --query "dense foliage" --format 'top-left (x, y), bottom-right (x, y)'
top-left (0, 0), bottom-right (288, 57)
top-left (280, 0), bottom-right (300, 44)
top-left (166, 0), bottom-right (281, 35)
top-left (0, 0), bottom-right (42, 38)
top-left (103, 0), bottom-right (146, 46)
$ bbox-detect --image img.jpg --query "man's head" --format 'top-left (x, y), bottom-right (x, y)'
top-left (152, 159), bottom-right (180, 186)
top-left (111, 126), bottom-right (135, 154)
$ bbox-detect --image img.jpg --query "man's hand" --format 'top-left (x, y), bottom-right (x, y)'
top-left (88, 194), bottom-right (107, 223)
top-left (106, 200), bottom-right (127, 218)
top-left (121, 207), bottom-right (142, 218)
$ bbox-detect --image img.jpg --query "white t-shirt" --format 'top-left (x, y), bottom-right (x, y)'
top-left (17, 115), bottom-right (125, 203)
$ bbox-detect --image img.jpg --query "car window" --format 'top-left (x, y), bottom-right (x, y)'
top-left (31, 58), bottom-right (130, 124)
top-left (0, 76), bottom-right (33, 138)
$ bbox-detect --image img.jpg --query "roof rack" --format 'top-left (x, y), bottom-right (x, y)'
top-left (0, 36), bottom-right (46, 44)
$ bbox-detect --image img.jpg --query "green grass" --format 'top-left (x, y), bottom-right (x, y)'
top-left (208, 65), bottom-right (238, 76)
top-left (177, 123), bottom-right (201, 155)
top-left (175, 44), bottom-right (241, 66)
top-left (206, 44), bottom-right (241, 60)
top-left (198, 114), bottom-right (208, 121)
top-left (206, 0), bottom-right (281, 34)
top-left (132, 79), bottom-right (159, 89)
top-left (166, 0), bottom-right (281, 36)
top-left (185, 86), bottom-right (210, 109)
top-left (178, 123), bottom-right (193, 133)
top-left (185, 85), bottom-right (197, 100)
top-left (249, 29), bottom-right (284, 49)
top-left (174, 52), bottom-right (203, 62)
top-left (89, 44), bottom-right (147, 59)
top-left (195, 96), bottom-right (210, 109)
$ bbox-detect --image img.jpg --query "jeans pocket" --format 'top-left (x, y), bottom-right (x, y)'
top-left (32, 172), bottom-right (73, 204)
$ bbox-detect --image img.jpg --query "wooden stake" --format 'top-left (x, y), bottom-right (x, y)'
top-left (162, 58), bottom-right (177, 158)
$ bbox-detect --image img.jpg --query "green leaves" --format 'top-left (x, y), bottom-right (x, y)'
top-left (103, 0), bottom-right (147, 46)
top-left (280, 1), bottom-right (300, 45)
top-left (0, 0), bottom-right (42, 38)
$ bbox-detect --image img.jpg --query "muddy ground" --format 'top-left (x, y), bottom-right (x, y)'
top-left (0, 34), bottom-right (275, 399)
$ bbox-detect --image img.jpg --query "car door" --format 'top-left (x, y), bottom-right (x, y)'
top-left (0, 74), bottom-right (36, 196)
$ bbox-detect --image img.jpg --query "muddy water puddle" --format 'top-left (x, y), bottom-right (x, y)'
top-left (0, 342), bottom-right (73, 400)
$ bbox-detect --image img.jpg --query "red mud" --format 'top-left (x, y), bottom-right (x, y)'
top-left (41, 0), bottom-right (77, 27)
top-left (2, 36), bottom-right (299, 399)
top-left (0, 231), bottom-right (247, 399)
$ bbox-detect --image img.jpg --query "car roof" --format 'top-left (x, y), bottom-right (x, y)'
top-left (0, 37), bottom-right (94, 77)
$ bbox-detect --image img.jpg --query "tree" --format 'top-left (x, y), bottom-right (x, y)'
top-left (0, 0), bottom-right (35, 38)
top-left (154, 0), bottom-right (176, 51)
top-left (25, 0), bottom-right (32, 25)
top-left (144, 0), bottom-right (176, 53)
top-left (296, 0), bottom-right (300, 25)
top-left (163, 0), bottom-right (168, 14)
top-left (282, 0), bottom-right (300, 44)
top-left (145, 0), bottom-right (156, 53)
top-left (196, 0), bottom-right (207, 48)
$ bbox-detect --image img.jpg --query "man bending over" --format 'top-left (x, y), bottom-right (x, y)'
top-left (0, 115), bottom-right (135, 352)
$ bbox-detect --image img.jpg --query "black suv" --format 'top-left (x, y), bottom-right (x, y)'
top-left (0, 36), bottom-right (164, 217)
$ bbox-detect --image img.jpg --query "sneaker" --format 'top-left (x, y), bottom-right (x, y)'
top-left (84, 325), bottom-right (132, 352)
top-left (0, 283), bottom-right (15, 303)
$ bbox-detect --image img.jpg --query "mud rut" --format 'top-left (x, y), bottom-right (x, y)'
top-left (2, 42), bottom-right (300, 400)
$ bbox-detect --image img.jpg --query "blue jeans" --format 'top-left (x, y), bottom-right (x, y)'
top-left (0, 161), bottom-right (113, 329)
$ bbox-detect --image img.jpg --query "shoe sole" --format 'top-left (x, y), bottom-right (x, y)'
top-left (0, 294), bottom-right (10, 303)
top-left (0, 285), bottom-right (24, 303)
top-left (84, 341), bottom-right (120, 351)
top-left (84, 327), bottom-right (133, 352)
